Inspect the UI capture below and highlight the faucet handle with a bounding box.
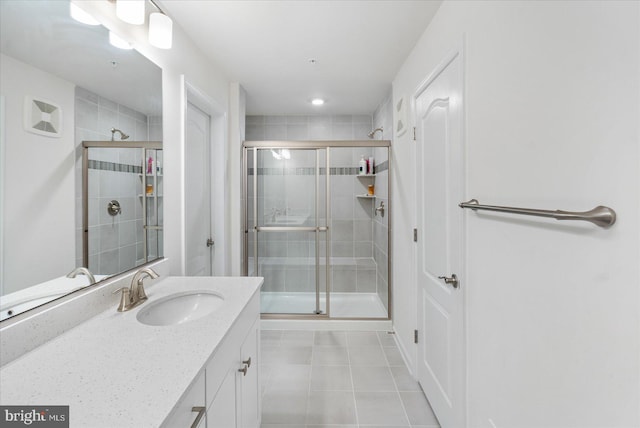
[135,278,149,302]
[112,287,131,312]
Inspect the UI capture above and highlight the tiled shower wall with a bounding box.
[373,94,392,312]
[246,115,389,310]
[74,87,162,275]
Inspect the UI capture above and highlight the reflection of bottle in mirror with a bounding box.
[147,156,153,174]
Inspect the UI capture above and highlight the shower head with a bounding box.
[367,127,383,139]
[111,127,130,141]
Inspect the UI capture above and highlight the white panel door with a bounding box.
[415,51,465,428]
[186,102,212,276]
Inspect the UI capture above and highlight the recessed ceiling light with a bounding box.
[311,98,325,106]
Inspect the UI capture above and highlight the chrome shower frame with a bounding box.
[81,140,162,268]
[242,140,392,321]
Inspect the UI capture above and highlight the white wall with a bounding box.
[229,83,246,275]
[0,54,76,294]
[392,1,639,426]
[75,1,231,276]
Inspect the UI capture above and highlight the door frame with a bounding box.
[412,42,468,426]
[184,80,228,276]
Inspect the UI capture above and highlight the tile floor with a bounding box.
[260,330,440,428]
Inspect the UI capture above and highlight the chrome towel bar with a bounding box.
[458,199,616,228]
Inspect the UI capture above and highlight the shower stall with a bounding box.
[243,140,390,319]
[82,141,163,274]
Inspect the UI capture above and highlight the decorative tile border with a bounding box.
[88,160,144,174]
[376,160,389,173]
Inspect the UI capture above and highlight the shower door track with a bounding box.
[242,140,392,321]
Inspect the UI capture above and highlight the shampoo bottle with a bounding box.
[368,156,374,174]
[359,155,366,175]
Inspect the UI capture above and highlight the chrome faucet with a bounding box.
[66,267,96,284]
[113,267,160,312]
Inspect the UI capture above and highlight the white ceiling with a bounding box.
[162,0,442,115]
[0,1,162,116]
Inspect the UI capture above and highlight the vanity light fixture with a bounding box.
[113,0,174,49]
[70,3,100,26]
[311,98,325,106]
[148,11,173,49]
[116,0,145,25]
[109,31,133,50]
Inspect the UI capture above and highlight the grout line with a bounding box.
[345,331,360,428]
[380,331,413,427]
[304,330,315,426]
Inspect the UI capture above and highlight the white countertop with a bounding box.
[0,276,262,428]
[0,274,111,321]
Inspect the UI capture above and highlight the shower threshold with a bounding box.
[260,291,387,318]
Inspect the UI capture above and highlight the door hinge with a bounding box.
[206,238,215,247]
[413,127,416,141]
[414,329,419,344]
[413,228,418,242]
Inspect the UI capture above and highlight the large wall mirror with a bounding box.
[0,1,163,321]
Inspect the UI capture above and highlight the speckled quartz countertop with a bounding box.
[0,276,262,428]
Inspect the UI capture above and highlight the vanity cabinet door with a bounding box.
[239,318,260,428]
[207,366,238,428]
[161,372,206,428]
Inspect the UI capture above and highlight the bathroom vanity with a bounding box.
[0,276,263,428]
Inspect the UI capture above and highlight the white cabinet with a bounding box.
[207,318,260,428]
[161,373,206,428]
[207,366,238,428]
[238,319,260,428]
[163,292,261,428]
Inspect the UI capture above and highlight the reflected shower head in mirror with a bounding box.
[368,127,383,139]
[111,127,130,141]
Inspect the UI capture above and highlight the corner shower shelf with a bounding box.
[138,194,163,198]
[356,194,376,199]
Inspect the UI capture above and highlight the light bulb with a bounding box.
[311,98,325,106]
[149,13,173,49]
[116,0,145,25]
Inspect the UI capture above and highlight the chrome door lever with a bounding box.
[438,274,459,288]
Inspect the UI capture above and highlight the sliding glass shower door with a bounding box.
[246,147,328,316]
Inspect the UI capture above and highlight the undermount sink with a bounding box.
[136,291,224,326]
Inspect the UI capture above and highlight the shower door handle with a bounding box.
[206,238,214,247]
